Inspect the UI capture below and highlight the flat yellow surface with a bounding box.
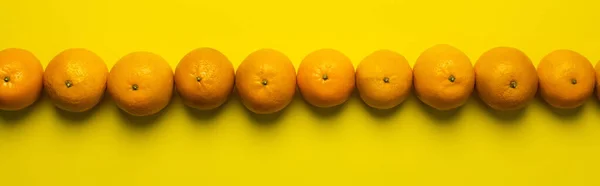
[1,0,600,185]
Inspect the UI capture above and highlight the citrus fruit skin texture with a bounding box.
[44,48,108,112]
[0,48,44,111]
[356,49,412,109]
[413,44,475,111]
[235,49,296,114]
[175,48,235,110]
[297,49,355,108]
[475,47,538,111]
[538,49,595,109]
[107,52,174,116]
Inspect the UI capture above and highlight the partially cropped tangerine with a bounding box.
[175,48,235,110]
[297,49,355,108]
[356,49,413,109]
[596,61,600,100]
[413,44,475,110]
[0,48,44,111]
[538,49,595,109]
[107,52,174,116]
[235,49,296,114]
[44,48,108,112]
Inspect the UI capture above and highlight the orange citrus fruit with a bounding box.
[175,48,234,110]
[107,52,174,116]
[0,48,43,111]
[356,49,412,109]
[538,49,595,109]
[596,61,600,100]
[413,44,475,110]
[44,48,108,112]
[297,49,355,108]
[474,47,538,111]
[235,49,296,114]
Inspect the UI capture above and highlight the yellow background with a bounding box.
[1,0,600,185]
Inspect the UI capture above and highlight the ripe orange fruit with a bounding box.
[474,47,538,111]
[356,49,412,109]
[0,48,43,111]
[413,44,475,110]
[44,48,108,112]
[596,61,600,100]
[538,49,595,109]
[107,52,174,116]
[174,48,234,110]
[236,49,296,114]
[297,49,355,108]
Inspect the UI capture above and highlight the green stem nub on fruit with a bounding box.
[132,84,139,90]
[65,80,73,88]
[322,74,329,81]
[571,79,577,85]
[262,79,268,86]
[510,81,517,88]
[196,76,202,82]
[448,75,456,83]
[383,77,390,83]
[3,76,9,82]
